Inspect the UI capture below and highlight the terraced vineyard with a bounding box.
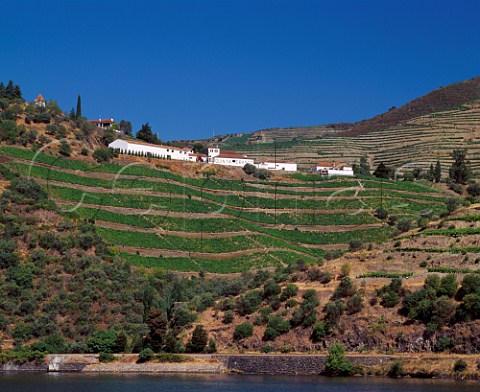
[0,146,449,273]
[219,101,480,174]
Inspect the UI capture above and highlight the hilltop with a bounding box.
[193,76,480,175]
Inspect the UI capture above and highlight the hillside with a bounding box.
[203,77,480,175]
[0,146,452,274]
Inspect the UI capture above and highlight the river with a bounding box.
[0,373,478,392]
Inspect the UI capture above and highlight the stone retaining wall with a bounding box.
[214,354,396,375]
[82,362,223,373]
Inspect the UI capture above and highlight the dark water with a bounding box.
[0,373,478,392]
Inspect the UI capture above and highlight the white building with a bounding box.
[256,161,297,172]
[312,161,354,177]
[108,139,193,161]
[90,118,115,129]
[207,147,254,167]
[34,94,46,108]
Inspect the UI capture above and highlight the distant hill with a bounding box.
[344,76,480,136]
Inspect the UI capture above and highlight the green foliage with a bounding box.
[188,325,208,353]
[263,316,291,341]
[136,123,160,144]
[263,279,281,298]
[99,352,115,363]
[86,330,117,353]
[234,322,254,341]
[311,321,326,342]
[374,207,388,220]
[236,290,263,316]
[280,284,298,301]
[449,149,471,184]
[93,147,116,163]
[138,348,155,363]
[332,277,356,299]
[325,342,352,376]
[396,218,411,233]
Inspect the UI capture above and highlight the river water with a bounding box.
[0,373,478,392]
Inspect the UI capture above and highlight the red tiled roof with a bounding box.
[316,161,337,167]
[215,152,250,159]
[90,118,114,124]
[34,94,45,102]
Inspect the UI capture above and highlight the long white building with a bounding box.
[311,161,354,177]
[256,160,297,172]
[108,139,194,161]
[207,147,255,167]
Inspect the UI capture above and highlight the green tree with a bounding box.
[145,308,168,352]
[136,123,160,144]
[353,155,371,176]
[449,149,471,184]
[234,322,253,341]
[373,162,393,179]
[59,140,71,157]
[434,160,442,183]
[325,342,352,376]
[86,330,117,353]
[119,120,132,135]
[76,95,82,118]
[427,163,435,182]
[189,325,208,353]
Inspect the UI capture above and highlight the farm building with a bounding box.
[311,161,354,177]
[108,139,193,161]
[256,161,297,172]
[34,94,46,108]
[207,147,255,167]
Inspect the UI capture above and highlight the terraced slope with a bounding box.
[219,101,480,174]
[1,146,449,274]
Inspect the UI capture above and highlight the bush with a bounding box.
[325,343,352,376]
[263,279,281,298]
[263,316,290,341]
[311,322,326,342]
[332,277,356,299]
[99,352,115,363]
[396,219,411,233]
[387,360,404,378]
[348,240,363,252]
[234,322,254,341]
[138,348,154,363]
[346,293,363,315]
[86,330,117,353]
[374,207,388,220]
[93,147,116,163]
[453,359,468,373]
[445,198,461,214]
[467,183,480,198]
[280,284,298,301]
[223,310,234,324]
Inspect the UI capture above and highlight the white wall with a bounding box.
[256,162,297,172]
[212,157,255,167]
[108,140,192,161]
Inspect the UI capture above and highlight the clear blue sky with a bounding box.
[2,0,480,141]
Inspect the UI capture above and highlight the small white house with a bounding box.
[34,94,46,108]
[312,161,354,177]
[90,118,115,129]
[256,161,297,172]
[207,147,254,167]
[108,139,193,161]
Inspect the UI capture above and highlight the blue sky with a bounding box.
[2,0,480,141]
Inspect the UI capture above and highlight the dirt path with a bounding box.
[117,245,308,260]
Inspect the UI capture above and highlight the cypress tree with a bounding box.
[434,160,441,183]
[76,95,82,118]
[428,163,435,182]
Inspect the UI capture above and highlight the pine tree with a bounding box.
[434,160,442,183]
[69,108,76,120]
[76,95,82,118]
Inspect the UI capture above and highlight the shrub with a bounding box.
[467,183,480,198]
[263,316,290,341]
[138,348,155,363]
[280,284,298,301]
[396,219,411,233]
[99,352,115,363]
[263,279,281,298]
[445,198,461,214]
[332,277,356,299]
[346,293,363,315]
[348,240,363,252]
[311,322,326,342]
[93,147,116,163]
[86,330,117,353]
[236,290,262,316]
[223,310,234,324]
[324,342,352,376]
[453,359,468,373]
[387,360,404,378]
[234,322,254,341]
[243,163,256,175]
[374,207,388,220]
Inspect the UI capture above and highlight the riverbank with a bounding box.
[1,353,479,379]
